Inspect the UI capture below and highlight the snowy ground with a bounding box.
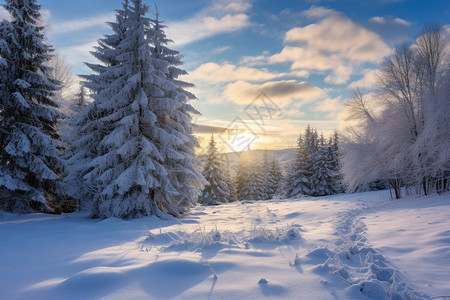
[1,191,449,300]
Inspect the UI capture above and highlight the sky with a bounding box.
[18,0,450,152]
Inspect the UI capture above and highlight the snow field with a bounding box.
[1,191,449,299]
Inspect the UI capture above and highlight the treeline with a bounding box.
[199,127,344,205]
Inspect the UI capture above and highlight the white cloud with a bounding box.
[284,15,389,63]
[393,17,411,26]
[166,0,252,46]
[301,6,335,19]
[189,62,309,83]
[47,13,114,35]
[211,0,252,13]
[212,46,231,54]
[268,12,391,85]
[314,97,343,119]
[223,80,325,107]
[349,69,379,89]
[369,16,387,24]
[58,41,98,73]
[369,16,411,26]
[240,51,271,66]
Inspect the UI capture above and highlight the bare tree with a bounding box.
[46,53,77,100]
[341,24,449,198]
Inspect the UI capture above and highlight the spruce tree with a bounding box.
[148,8,205,212]
[236,159,253,201]
[71,0,204,218]
[0,0,64,212]
[310,146,334,196]
[329,131,345,194]
[285,127,314,197]
[268,157,283,198]
[224,166,237,202]
[199,135,230,205]
[73,84,88,112]
[65,0,131,207]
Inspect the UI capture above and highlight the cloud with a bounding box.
[314,97,343,112]
[166,0,252,46]
[240,51,271,66]
[223,80,325,107]
[313,96,344,119]
[268,12,391,84]
[369,16,411,26]
[212,46,231,54]
[284,15,390,63]
[393,17,411,26]
[369,16,387,24]
[193,124,229,134]
[58,42,98,73]
[301,6,335,19]
[349,69,379,89]
[47,13,114,35]
[189,62,309,83]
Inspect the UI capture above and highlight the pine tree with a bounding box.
[310,146,334,196]
[329,131,345,194]
[224,166,237,202]
[65,0,131,208]
[72,84,88,112]
[71,0,204,218]
[148,7,205,212]
[236,158,269,201]
[285,126,315,197]
[245,162,267,200]
[0,0,64,212]
[268,157,283,198]
[199,135,231,205]
[236,160,250,200]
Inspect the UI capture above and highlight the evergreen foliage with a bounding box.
[199,135,231,205]
[73,84,89,112]
[0,0,64,212]
[286,126,344,198]
[268,157,283,197]
[236,152,281,201]
[67,0,204,218]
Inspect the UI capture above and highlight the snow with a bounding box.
[1,191,449,299]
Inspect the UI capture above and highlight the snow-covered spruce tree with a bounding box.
[224,166,237,202]
[285,126,316,197]
[199,135,230,205]
[309,146,335,196]
[262,150,280,199]
[329,131,345,194]
[236,159,250,201]
[148,8,205,211]
[269,157,283,197]
[65,0,131,208]
[72,84,89,112]
[0,0,64,212]
[79,0,203,218]
[245,161,269,200]
[236,158,269,201]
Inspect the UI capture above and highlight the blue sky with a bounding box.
[33,0,450,151]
